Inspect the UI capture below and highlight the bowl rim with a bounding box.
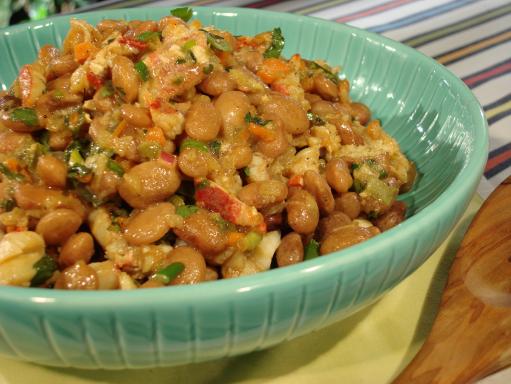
[0,6,488,305]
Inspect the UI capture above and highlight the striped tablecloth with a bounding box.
[77,0,511,198]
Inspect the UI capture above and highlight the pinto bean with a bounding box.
[256,122,289,159]
[337,120,363,145]
[123,202,177,245]
[36,209,82,245]
[276,232,303,267]
[48,54,79,79]
[318,211,351,239]
[112,56,139,103]
[121,104,152,127]
[303,170,335,215]
[325,158,353,194]
[59,232,95,268]
[313,74,338,101]
[54,260,98,290]
[199,71,236,97]
[173,210,227,256]
[118,159,181,208]
[286,189,319,234]
[214,91,252,139]
[258,94,309,135]
[237,180,288,209]
[230,144,253,169]
[166,247,207,285]
[178,147,212,178]
[49,130,73,150]
[320,225,374,255]
[185,98,221,141]
[36,155,67,188]
[335,192,361,220]
[374,201,406,232]
[351,102,371,125]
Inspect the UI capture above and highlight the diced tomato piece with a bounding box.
[119,36,148,51]
[86,71,104,90]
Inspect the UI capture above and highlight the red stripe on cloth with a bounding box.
[485,148,511,172]
[464,61,511,87]
[245,0,285,9]
[335,0,416,23]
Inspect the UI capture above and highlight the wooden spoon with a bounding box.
[393,176,511,384]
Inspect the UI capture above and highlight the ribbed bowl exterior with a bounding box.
[0,7,488,369]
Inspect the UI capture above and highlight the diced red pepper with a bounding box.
[195,182,241,224]
[86,71,104,90]
[160,151,176,164]
[119,36,148,51]
[149,99,161,109]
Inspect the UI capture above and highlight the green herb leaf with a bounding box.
[171,7,193,22]
[68,164,91,179]
[176,204,199,218]
[203,63,214,74]
[351,163,360,171]
[353,179,365,193]
[180,138,209,153]
[367,211,379,220]
[108,222,121,232]
[11,107,38,127]
[176,58,186,65]
[307,112,326,126]
[201,29,232,52]
[134,61,149,82]
[107,159,124,177]
[307,61,339,84]
[137,31,162,42]
[263,27,285,59]
[208,140,221,156]
[0,199,15,212]
[244,112,270,126]
[196,179,210,190]
[0,163,25,182]
[71,179,103,207]
[304,239,320,260]
[30,255,58,287]
[155,262,185,284]
[168,195,185,207]
[99,81,115,97]
[243,167,250,176]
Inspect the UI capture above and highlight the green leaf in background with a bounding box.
[263,27,285,58]
[171,7,193,22]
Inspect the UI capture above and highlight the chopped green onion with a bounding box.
[243,167,250,176]
[10,107,38,127]
[30,255,58,287]
[241,231,262,251]
[138,141,161,160]
[154,262,185,284]
[0,163,24,182]
[180,138,209,153]
[169,195,185,207]
[107,159,124,177]
[71,180,103,207]
[263,27,285,59]
[176,204,199,218]
[208,140,221,156]
[176,58,186,65]
[134,61,149,82]
[307,112,326,126]
[171,7,193,22]
[203,63,214,74]
[351,163,360,171]
[244,112,270,126]
[201,29,232,52]
[182,39,196,51]
[0,199,15,212]
[304,239,320,260]
[137,31,162,42]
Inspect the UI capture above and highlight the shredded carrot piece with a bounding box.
[190,19,202,29]
[74,42,98,64]
[256,58,291,84]
[271,82,289,96]
[112,120,127,137]
[227,232,244,246]
[5,158,19,172]
[248,122,276,142]
[145,126,166,147]
[288,174,304,187]
[217,51,234,66]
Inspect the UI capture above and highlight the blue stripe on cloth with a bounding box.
[485,156,511,179]
[368,0,477,33]
[489,142,511,159]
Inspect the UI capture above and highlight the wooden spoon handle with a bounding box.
[393,177,511,384]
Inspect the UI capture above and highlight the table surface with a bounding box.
[2,0,510,382]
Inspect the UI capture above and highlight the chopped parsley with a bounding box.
[175,204,199,218]
[307,112,326,126]
[304,239,320,260]
[30,255,58,287]
[0,163,24,182]
[264,27,285,59]
[245,112,270,126]
[201,29,232,52]
[10,107,38,127]
[107,159,124,177]
[135,61,150,82]
[136,31,162,42]
[307,60,339,84]
[171,7,193,22]
[180,138,209,153]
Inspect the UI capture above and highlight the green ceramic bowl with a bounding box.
[0,7,487,369]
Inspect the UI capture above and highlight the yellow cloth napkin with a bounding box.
[0,196,482,384]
